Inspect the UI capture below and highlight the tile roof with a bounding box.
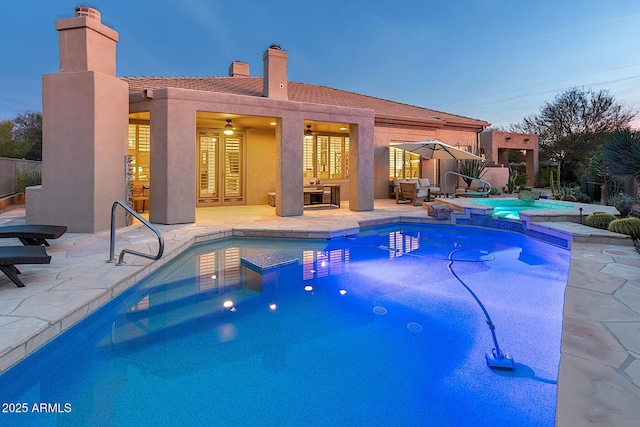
[121,76,488,128]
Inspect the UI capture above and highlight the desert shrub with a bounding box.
[536,167,551,187]
[586,212,617,230]
[608,193,634,217]
[515,172,528,187]
[14,169,41,193]
[608,217,640,239]
[552,185,579,201]
[608,194,626,206]
[574,192,592,203]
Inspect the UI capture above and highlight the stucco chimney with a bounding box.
[55,6,119,76]
[228,61,250,77]
[262,44,288,99]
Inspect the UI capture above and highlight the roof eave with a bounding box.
[375,115,445,129]
[375,115,488,130]
[445,118,491,130]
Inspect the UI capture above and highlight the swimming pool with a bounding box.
[0,224,570,426]
[472,198,574,220]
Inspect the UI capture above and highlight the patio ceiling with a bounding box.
[129,111,350,134]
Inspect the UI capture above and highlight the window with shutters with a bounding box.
[303,134,349,180]
[128,124,150,181]
[389,146,420,179]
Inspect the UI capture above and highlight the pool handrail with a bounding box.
[108,200,164,266]
[443,171,492,197]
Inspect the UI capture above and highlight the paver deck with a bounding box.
[1,199,639,426]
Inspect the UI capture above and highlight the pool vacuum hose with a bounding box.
[447,249,515,371]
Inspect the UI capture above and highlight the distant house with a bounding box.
[27,7,489,232]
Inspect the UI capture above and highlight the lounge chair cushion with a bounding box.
[416,188,430,198]
[0,246,51,287]
[0,225,67,246]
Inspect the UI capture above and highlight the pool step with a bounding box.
[102,279,262,348]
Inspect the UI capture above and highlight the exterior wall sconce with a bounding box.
[524,138,530,142]
[224,119,234,135]
[505,136,511,141]
[304,125,313,141]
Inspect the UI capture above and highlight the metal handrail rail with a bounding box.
[108,200,164,266]
[443,171,492,196]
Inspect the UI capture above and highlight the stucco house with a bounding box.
[26,7,490,233]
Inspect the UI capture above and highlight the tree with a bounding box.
[0,120,14,155]
[511,88,636,181]
[601,130,640,218]
[11,110,43,160]
[0,120,31,159]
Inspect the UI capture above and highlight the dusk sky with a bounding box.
[2,0,640,128]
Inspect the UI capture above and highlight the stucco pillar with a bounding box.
[526,150,536,186]
[149,97,196,224]
[26,7,128,232]
[349,120,375,211]
[276,117,303,216]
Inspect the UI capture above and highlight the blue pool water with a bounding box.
[472,198,573,220]
[0,224,570,426]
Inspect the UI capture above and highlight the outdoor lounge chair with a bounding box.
[399,182,429,206]
[0,245,51,287]
[0,225,67,246]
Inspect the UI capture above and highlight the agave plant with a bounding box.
[458,159,485,188]
[608,193,634,217]
[553,185,578,201]
[602,130,640,218]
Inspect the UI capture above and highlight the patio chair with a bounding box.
[132,182,150,212]
[0,246,51,287]
[399,182,429,206]
[0,225,67,246]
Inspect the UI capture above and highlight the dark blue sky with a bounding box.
[2,0,640,127]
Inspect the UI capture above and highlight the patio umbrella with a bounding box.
[391,140,483,160]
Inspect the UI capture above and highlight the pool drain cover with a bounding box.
[241,251,298,273]
[373,306,387,315]
[407,322,423,332]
